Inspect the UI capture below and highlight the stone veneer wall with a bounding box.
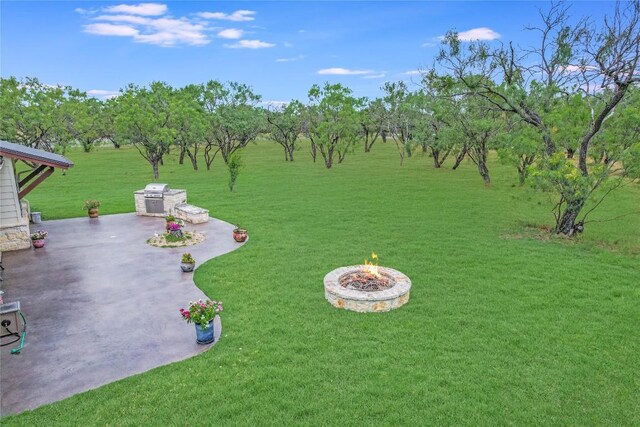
[0,200,31,251]
[174,204,209,224]
[134,190,187,218]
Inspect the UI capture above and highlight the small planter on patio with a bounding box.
[167,219,185,240]
[179,299,223,345]
[180,253,195,272]
[194,321,214,344]
[31,230,48,248]
[83,200,100,218]
[165,215,176,231]
[233,226,247,242]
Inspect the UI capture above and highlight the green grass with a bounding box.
[6,141,640,426]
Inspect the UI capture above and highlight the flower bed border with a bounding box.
[146,231,206,248]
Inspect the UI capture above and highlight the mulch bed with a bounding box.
[147,230,206,248]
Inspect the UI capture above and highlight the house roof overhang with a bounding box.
[0,140,74,199]
[0,140,74,169]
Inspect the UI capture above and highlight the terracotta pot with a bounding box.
[32,239,45,248]
[88,208,99,218]
[233,229,247,242]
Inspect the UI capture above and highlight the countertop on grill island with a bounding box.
[134,189,186,195]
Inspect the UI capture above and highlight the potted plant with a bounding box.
[83,200,101,218]
[180,253,195,272]
[233,225,247,242]
[179,299,223,344]
[30,230,48,248]
[165,215,176,231]
[167,219,184,239]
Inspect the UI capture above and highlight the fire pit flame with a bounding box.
[363,252,380,278]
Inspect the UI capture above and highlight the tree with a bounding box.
[115,82,176,179]
[266,100,303,161]
[436,1,640,234]
[102,97,124,149]
[421,76,473,169]
[65,93,107,153]
[533,87,640,231]
[227,152,243,191]
[457,95,502,185]
[200,80,262,169]
[495,116,542,185]
[304,83,362,169]
[0,77,73,152]
[591,88,640,171]
[405,85,455,169]
[358,98,386,153]
[173,84,205,170]
[423,102,453,169]
[299,108,317,162]
[382,81,417,166]
[435,87,502,185]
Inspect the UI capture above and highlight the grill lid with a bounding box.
[144,183,170,197]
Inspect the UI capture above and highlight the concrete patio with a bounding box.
[0,213,245,415]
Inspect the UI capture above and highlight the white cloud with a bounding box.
[225,39,275,49]
[421,42,437,48]
[136,18,209,46]
[262,100,290,109]
[440,27,500,41]
[84,23,139,37]
[81,5,264,47]
[198,10,256,22]
[579,82,614,94]
[75,8,89,14]
[318,68,374,75]
[104,3,167,16]
[276,55,305,62]
[87,89,120,99]
[404,70,421,76]
[362,73,386,79]
[562,64,597,73]
[94,14,151,25]
[217,28,244,39]
[84,9,209,46]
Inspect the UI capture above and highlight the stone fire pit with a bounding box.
[324,265,411,312]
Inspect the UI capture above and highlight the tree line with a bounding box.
[1,1,638,235]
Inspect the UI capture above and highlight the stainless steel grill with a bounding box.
[144,183,170,198]
[144,183,170,214]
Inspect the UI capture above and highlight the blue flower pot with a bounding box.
[195,321,214,345]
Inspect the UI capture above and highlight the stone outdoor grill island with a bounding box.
[324,265,411,312]
[134,183,209,224]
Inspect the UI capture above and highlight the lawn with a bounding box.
[5,140,640,426]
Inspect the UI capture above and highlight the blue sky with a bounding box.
[1,1,612,104]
